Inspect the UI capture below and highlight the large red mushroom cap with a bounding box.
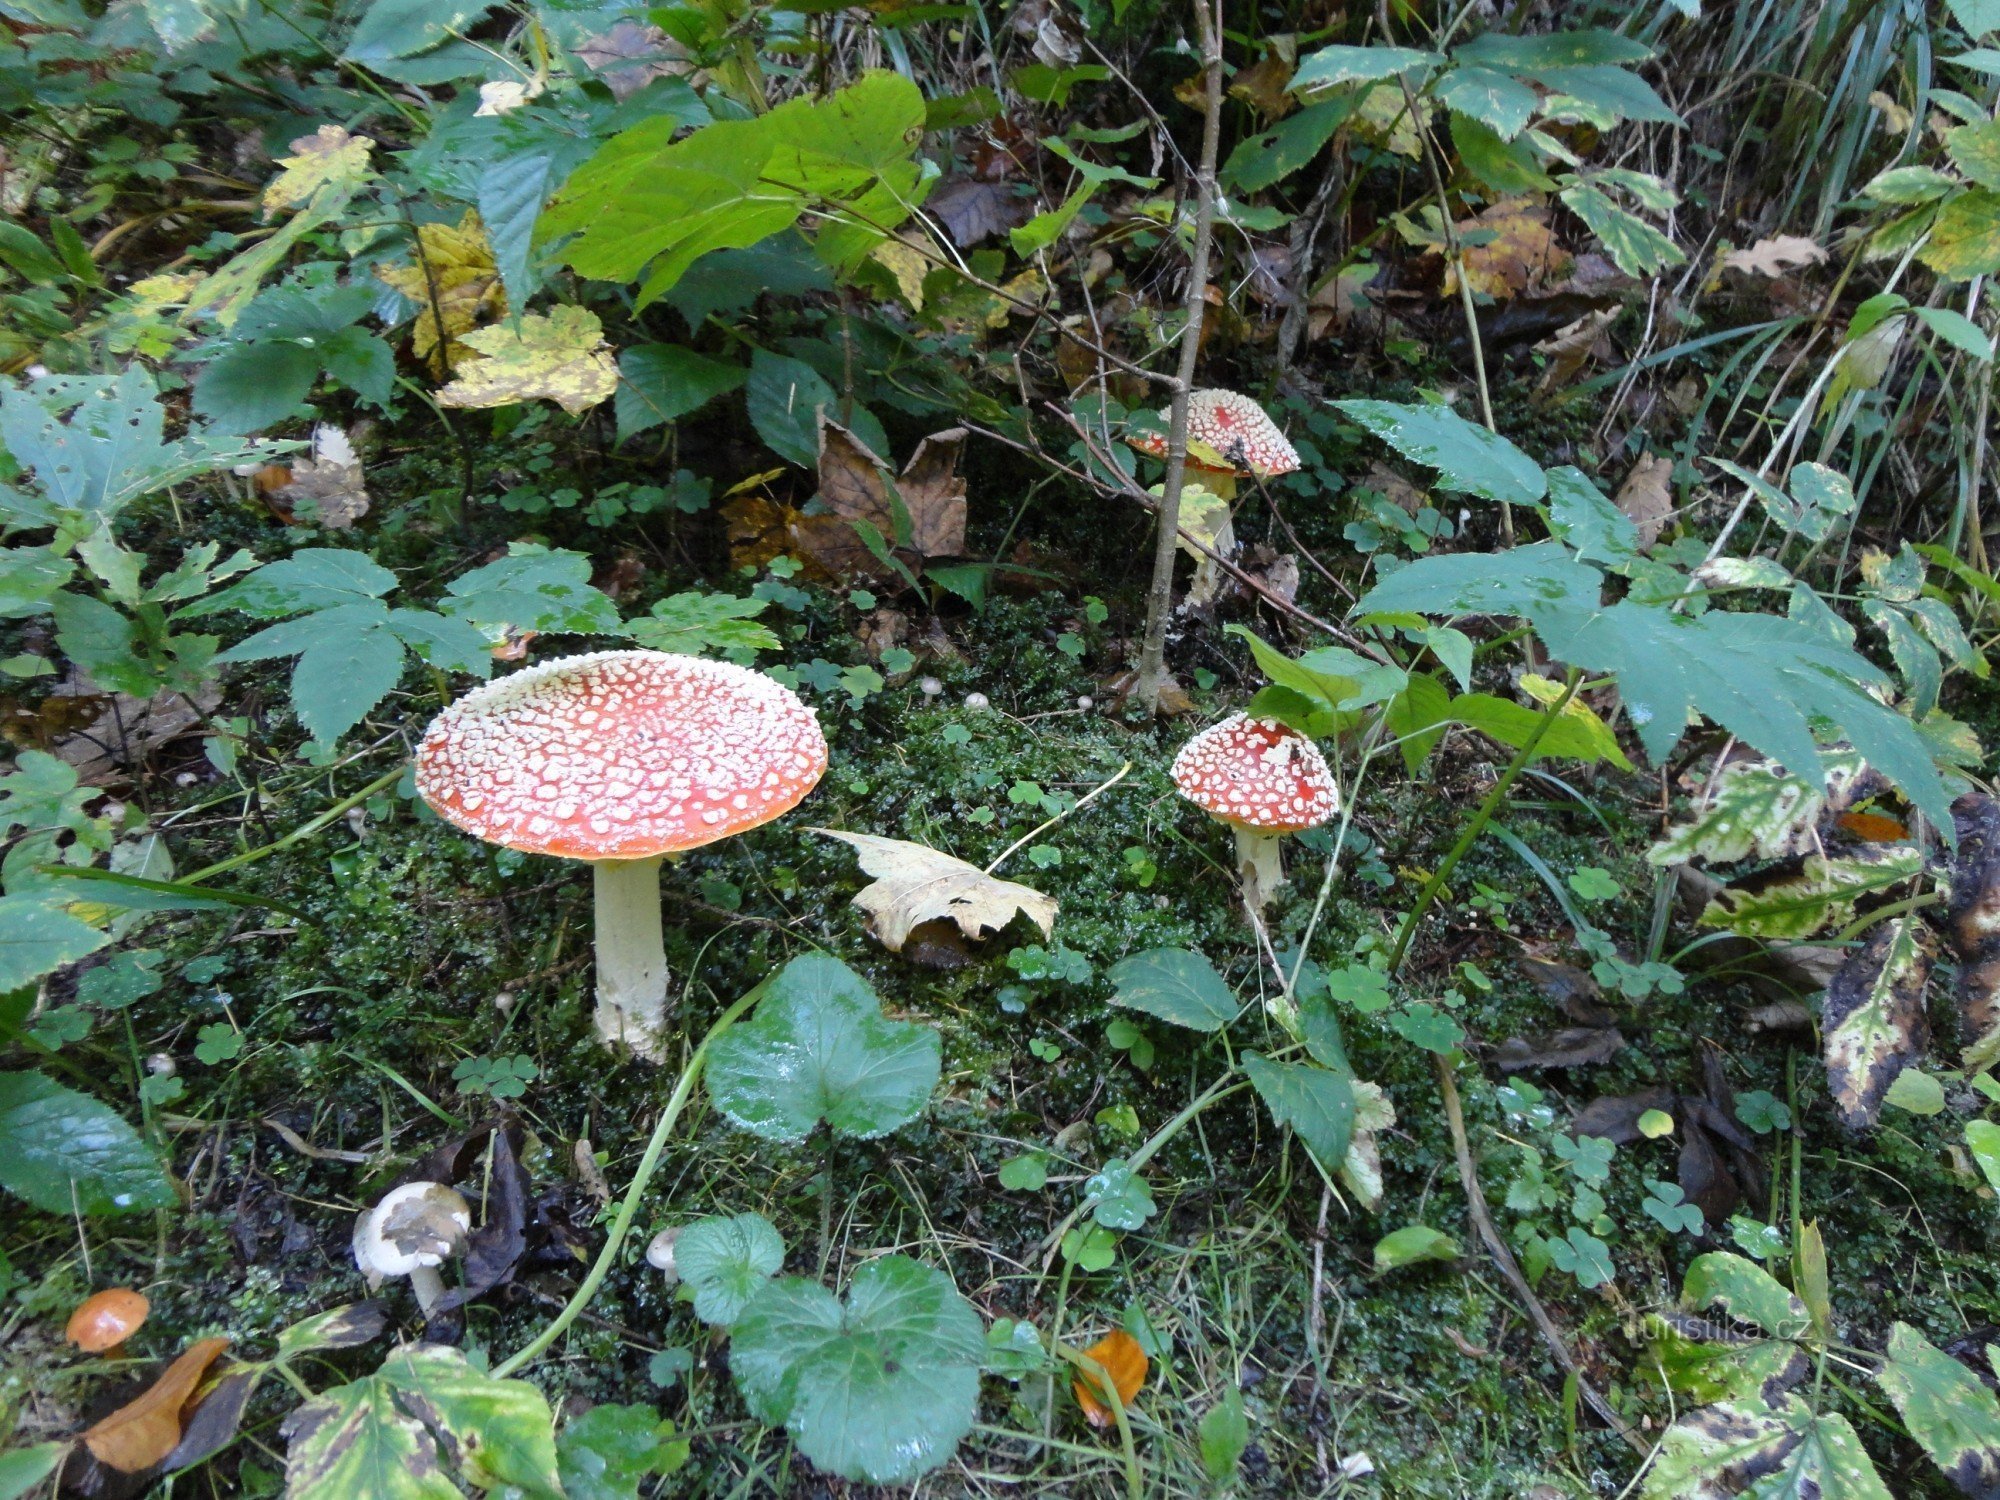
[1171,713,1338,832]
[416,650,828,861]
[1125,390,1301,480]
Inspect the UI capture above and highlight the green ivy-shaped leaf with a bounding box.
[675,1212,785,1325]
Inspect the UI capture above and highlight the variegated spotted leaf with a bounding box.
[1649,750,1870,867]
[436,307,619,415]
[1643,1397,1891,1500]
[1823,916,1936,1130]
[1948,793,2000,1073]
[1698,846,1925,941]
[1873,1322,2000,1498]
[262,125,376,215]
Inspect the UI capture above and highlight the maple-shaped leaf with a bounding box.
[813,829,1056,952]
[375,212,507,374]
[263,126,375,215]
[436,307,618,415]
[810,418,968,568]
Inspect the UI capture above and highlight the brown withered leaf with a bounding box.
[800,419,968,580]
[1073,1329,1148,1427]
[1615,453,1674,552]
[1517,955,1611,1025]
[1493,1026,1627,1072]
[1823,914,1936,1130]
[83,1337,231,1472]
[1228,46,1296,119]
[275,425,368,529]
[574,19,696,98]
[928,178,1024,248]
[1948,792,2000,1073]
[1533,307,1618,391]
[813,829,1056,952]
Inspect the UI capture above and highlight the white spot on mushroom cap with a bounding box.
[415,650,828,861]
[1170,712,1339,832]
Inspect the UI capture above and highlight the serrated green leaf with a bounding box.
[0,1069,173,1215]
[556,1404,687,1500]
[1335,399,1547,504]
[1682,1251,1808,1338]
[730,1256,984,1484]
[1559,180,1685,276]
[627,592,777,657]
[375,1345,562,1495]
[1290,43,1441,92]
[0,894,107,989]
[282,1378,463,1500]
[1357,541,1601,622]
[706,954,940,1143]
[1924,188,2000,279]
[199,548,396,619]
[443,547,624,637]
[615,345,747,441]
[1699,847,1924,941]
[1106,947,1238,1032]
[1434,65,1539,138]
[1645,1398,1890,1500]
[0,1442,67,1500]
[675,1212,785,1326]
[1242,1052,1355,1168]
[1874,1323,2000,1497]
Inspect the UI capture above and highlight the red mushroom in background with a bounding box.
[416,650,827,1061]
[1126,389,1302,501]
[1172,713,1339,916]
[66,1288,149,1354]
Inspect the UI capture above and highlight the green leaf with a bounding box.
[1082,1157,1157,1230]
[1334,399,1547,504]
[1387,1002,1465,1053]
[345,0,499,65]
[557,1405,687,1500]
[291,615,407,744]
[1823,916,1937,1129]
[1950,0,2000,37]
[1447,692,1627,766]
[1291,43,1440,91]
[1372,1224,1460,1270]
[199,548,396,619]
[282,1378,463,1500]
[1646,752,1854,865]
[1950,120,2000,190]
[0,547,72,618]
[730,1256,984,1484]
[1433,65,1539,139]
[1454,29,1652,70]
[1861,165,1960,205]
[0,1070,174,1215]
[744,351,838,469]
[1544,465,1639,565]
[1966,1119,2000,1194]
[1645,1399,1890,1500]
[627,592,777,657]
[1198,1387,1250,1482]
[1698,847,1924,941]
[615,345,748,442]
[376,1345,562,1495]
[0,1442,68,1500]
[1535,65,1680,126]
[1242,1052,1355,1168]
[0,894,107,989]
[1922,188,2000,280]
[1683,1251,1808,1338]
[997,1153,1047,1190]
[675,1212,786,1326]
[1915,305,1997,360]
[706,954,941,1143]
[443,547,624,637]
[1545,1226,1614,1287]
[1559,180,1685,276]
[1874,1323,2000,1497]
[1221,97,1357,193]
[1106,947,1238,1032]
[191,339,321,434]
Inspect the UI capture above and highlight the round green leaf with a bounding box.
[675,1212,785,1326]
[706,954,940,1143]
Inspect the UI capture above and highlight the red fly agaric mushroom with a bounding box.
[66,1288,149,1354]
[1172,713,1339,915]
[1126,389,1302,500]
[416,650,827,1060]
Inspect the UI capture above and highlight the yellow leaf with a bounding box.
[869,235,929,309]
[1444,199,1571,301]
[1354,83,1427,159]
[1171,483,1232,559]
[436,306,619,415]
[262,125,374,215]
[1519,674,1633,772]
[376,211,507,374]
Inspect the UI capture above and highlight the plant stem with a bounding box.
[1386,673,1579,974]
[492,986,759,1378]
[1133,0,1224,713]
[1053,1343,1143,1500]
[182,761,408,884]
[592,856,671,1062]
[985,761,1131,875]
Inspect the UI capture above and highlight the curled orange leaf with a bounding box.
[1837,810,1908,843]
[1072,1329,1147,1428]
[82,1336,230,1472]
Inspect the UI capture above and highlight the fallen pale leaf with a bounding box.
[82,1336,231,1472]
[438,306,618,415]
[813,829,1057,952]
[1072,1329,1147,1427]
[1614,453,1673,551]
[376,211,506,374]
[1445,199,1572,301]
[1533,307,1618,391]
[869,236,930,309]
[262,126,374,215]
[1721,235,1826,278]
[275,423,368,528]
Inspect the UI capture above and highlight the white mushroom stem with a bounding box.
[1233,827,1286,914]
[409,1264,446,1316]
[592,856,672,1062]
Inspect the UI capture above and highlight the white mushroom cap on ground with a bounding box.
[1172,714,1339,915]
[353,1181,472,1310]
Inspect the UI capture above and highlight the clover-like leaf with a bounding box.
[1082,1158,1156,1231]
[706,953,940,1143]
[730,1255,984,1485]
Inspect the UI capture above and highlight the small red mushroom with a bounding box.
[416,650,828,1060]
[66,1288,150,1354]
[1171,713,1339,915]
[1126,389,1302,500]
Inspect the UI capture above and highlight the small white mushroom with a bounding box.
[145,1053,176,1078]
[919,676,943,698]
[353,1181,472,1316]
[965,692,990,710]
[646,1228,680,1285]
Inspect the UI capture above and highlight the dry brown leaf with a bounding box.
[1721,235,1827,279]
[812,829,1057,952]
[575,19,697,97]
[1614,453,1674,551]
[928,178,1024,249]
[794,419,968,580]
[274,424,368,529]
[1073,1330,1148,1427]
[83,1336,231,1472]
[1532,307,1618,390]
[1446,199,1572,301]
[1228,46,1296,119]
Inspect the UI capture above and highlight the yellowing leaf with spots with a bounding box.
[437,306,618,415]
[263,125,375,215]
[376,212,507,374]
[1823,915,1935,1130]
[870,235,930,309]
